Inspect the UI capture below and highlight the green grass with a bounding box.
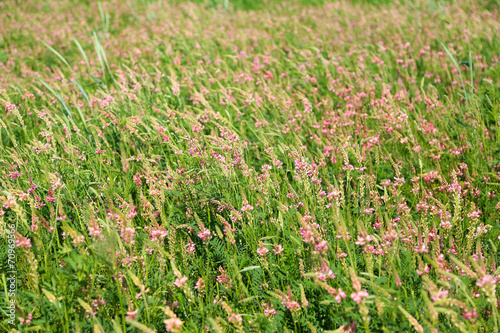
[0,0,499,332]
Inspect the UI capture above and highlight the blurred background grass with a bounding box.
[182,0,398,10]
[153,0,499,12]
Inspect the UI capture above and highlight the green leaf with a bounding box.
[125,319,155,333]
[240,265,261,273]
[43,42,73,73]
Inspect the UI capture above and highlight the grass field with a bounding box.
[1,0,500,332]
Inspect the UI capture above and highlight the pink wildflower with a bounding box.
[126,309,138,320]
[198,228,212,241]
[174,276,188,288]
[195,278,205,292]
[228,313,243,323]
[431,289,448,302]
[264,308,276,316]
[335,288,347,303]
[351,290,369,304]
[16,237,32,248]
[241,204,254,212]
[476,275,497,288]
[273,244,284,255]
[257,246,269,256]
[164,318,183,332]
[467,211,482,219]
[282,300,301,311]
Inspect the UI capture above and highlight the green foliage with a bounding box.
[0,0,500,332]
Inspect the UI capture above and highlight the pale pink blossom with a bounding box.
[257,246,269,256]
[164,318,183,332]
[351,290,369,304]
[476,275,497,288]
[174,276,188,288]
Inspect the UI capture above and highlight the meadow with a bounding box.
[1,0,500,331]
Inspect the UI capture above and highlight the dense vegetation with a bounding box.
[1,0,500,331]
